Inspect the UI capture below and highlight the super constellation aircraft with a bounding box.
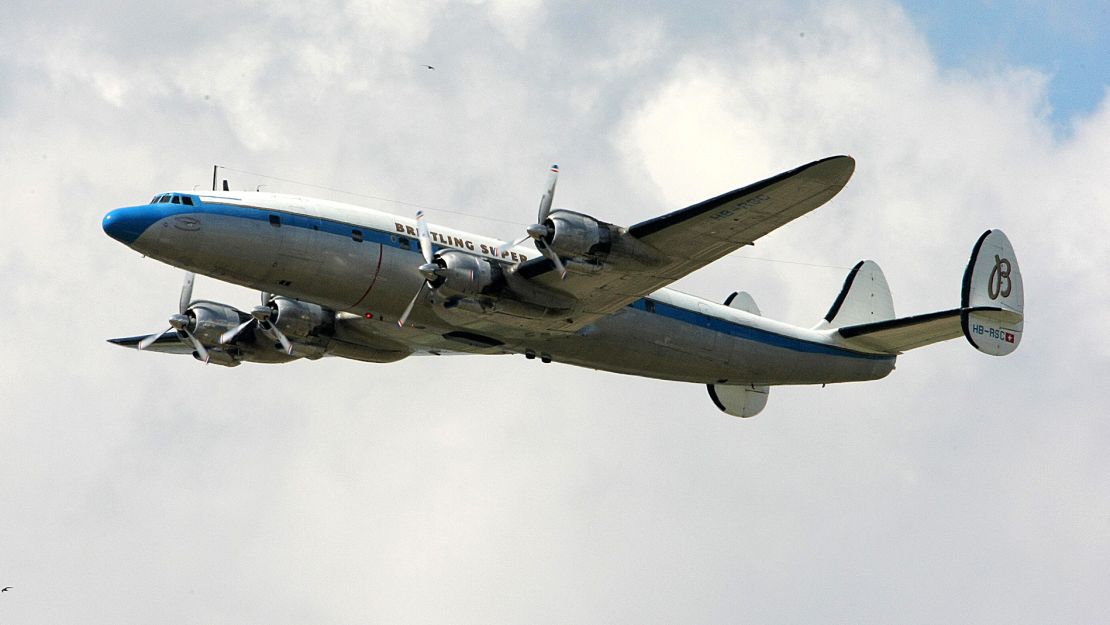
[103,156,1024,417]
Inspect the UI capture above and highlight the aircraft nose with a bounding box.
[102,205,161,245]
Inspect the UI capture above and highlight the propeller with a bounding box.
[137,271,210,363]
[218,301,294,355]
[497,164,567,279]
[397,210,440,328]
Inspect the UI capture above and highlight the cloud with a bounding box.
[1,1,1108,623]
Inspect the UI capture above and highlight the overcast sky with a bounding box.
[1,1,1108,623]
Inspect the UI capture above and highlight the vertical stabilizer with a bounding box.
[817,260,895,329]
[708,384,770,418]
[723,291,761,315]
[961,229,1023,355]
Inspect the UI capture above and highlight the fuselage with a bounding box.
[102,190,895,385]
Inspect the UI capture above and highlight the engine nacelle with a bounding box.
[271,297,334,340]
[433,250,504,297]
[188,301,247,346]
[544,210,612,259]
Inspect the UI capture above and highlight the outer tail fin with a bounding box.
[815,260,895,329]
[960,229,1024,355]
[833,229,1024,356]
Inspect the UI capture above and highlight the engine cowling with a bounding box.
[431,250,504,297]
[188,301,247,346]
[271,297,334,341]
[544,210,612,259]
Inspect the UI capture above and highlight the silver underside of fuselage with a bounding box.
[118,197,895,385]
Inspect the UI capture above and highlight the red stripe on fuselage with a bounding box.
[349,242,384,310]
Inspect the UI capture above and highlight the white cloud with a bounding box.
[1,1,1108,623]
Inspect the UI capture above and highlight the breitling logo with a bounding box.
[394,222,529,262]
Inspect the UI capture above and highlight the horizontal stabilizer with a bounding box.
[837,306,1018,354]
[837,309,962,353]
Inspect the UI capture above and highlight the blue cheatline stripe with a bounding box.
[201,202,411,250]
[108,198,469,256]
[628,299,895,362]
[193,200,536,262]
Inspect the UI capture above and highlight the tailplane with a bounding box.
[832,230,1024,356]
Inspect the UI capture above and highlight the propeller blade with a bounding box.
[415,211,434,265]
[537,164,559,224]
[219,318,255,345]
[265,322,294,355]
[182,328,210,363]
[178,272,196,314]
[492,234,530,258]
[261,291,271,306]
[137,328,172,351]
[538,241,567,280]
[243,305,294,355]
[397,282,427,328]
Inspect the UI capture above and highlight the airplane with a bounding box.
[102,155,1024,417]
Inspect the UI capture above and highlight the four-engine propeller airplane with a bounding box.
[103,155,1024,417]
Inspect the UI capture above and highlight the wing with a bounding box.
[514,155,855,331]
[107,333,193,354]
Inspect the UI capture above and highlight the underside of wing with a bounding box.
[509,156,856,331]
[107,333,193,354]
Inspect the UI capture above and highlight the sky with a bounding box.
[1,1,1108,623]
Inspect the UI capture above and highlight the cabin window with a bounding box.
[181,196,194,206]
[269,215,281,227]
[644,299,656,313]
[158,194,170,203]
[352,229,363,242]
[171,195,181,204]
[150,195,160,204]
[398,237,411,250]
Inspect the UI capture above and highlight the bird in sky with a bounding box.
[1,586,12,592]
[420,64,435,70]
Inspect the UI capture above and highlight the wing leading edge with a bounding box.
[628,155,855,250]
[514,156,856,331]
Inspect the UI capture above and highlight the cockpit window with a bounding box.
[149,193,198,204]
